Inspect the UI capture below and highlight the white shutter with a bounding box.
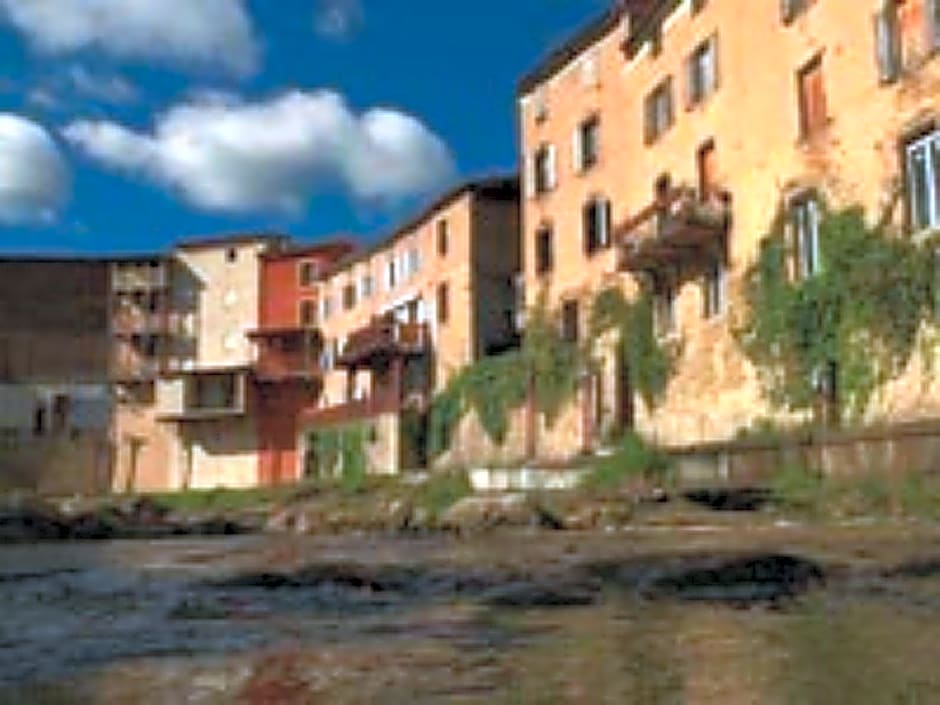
[600,199,612,247]
[525,154,536,199]
[572,128,583,174]
[547,144,557,191]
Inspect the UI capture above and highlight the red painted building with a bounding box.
[252,240,356,485]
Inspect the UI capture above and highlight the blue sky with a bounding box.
[0,0,608,255]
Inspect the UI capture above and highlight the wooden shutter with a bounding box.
[874,6,901,84]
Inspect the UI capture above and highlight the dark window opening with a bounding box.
[797,54,827,139]
[561,300,580,343]
[535,226,554,276]
[644,77,674,144]
[583,197,612,255]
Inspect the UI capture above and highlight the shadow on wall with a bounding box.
[0,435,113,495]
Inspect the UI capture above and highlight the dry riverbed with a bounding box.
[1,521,940,703]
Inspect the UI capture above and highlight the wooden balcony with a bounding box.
[617,187,732,273]
[112,309,180,337]
[110,357,162,382]
[249,327,322,384]
[338,319,430,368]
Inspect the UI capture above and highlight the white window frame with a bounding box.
[790,194,822,279]
[359,273,374,300]
[583,196,612,255]
[906,130,940,235]
[654,278,679,339]
[687,35,718,107]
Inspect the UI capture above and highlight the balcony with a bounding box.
[156,369,249,422]
[111,357,162,381]
[112,309,181,337]
[338,319,430,368]
[111,264,169,292]
[249,328,323,383]
[617,187,732,273]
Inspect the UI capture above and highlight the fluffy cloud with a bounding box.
[0,114,69,225]
[67,66,138,104]
[314,0,364,40]
[63,90,455,214]
[0,0,258,76]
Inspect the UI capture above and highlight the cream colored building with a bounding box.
[155,234,284,489]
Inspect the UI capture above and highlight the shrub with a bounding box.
[583,431,673,492]
[412,470,472,518]
[771,462,825,515]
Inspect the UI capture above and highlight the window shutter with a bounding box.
[600,199,612,248]
[684,54,695,109]
[644,95,655,144]
[874,8,900,84]
[709,35,720,94]
[665,77,675,128]
[546,144,557,190]
[780,0,795,24]
[926,0,940,50]
[572,127,583,173]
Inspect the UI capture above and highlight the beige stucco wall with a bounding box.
[517,0,940,454]
[173,416,259,490]
[112,400,174,493]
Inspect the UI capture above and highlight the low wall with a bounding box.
[669,420,940,487]
[0,435,113,496]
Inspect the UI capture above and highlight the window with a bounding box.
[359,274,374,300]
[343,283,357,311]
[906,129,940,233]
[790,194,821,279]
[654,279,678,338]
[535,225,554,276]
[437,282,450,325]
[583,196,612,256]
[691,0,707,14]
[299,261,319,287]
[299,299,317,327]
[437,220,449,256]
[226,248,238,263]
[320,295,334,321]
[406,247,422,278]
[874,1,902,84]
[190,373,239,411]
[703,259,726,319]
[929,0,940,50]
[532,144,556,195]
[386,257,398,289]
[644,77,674,144]
[697,140,717,199]
[797,55,827,139]
[561,300,580,343]
[534,86,548,122]
[687,36,718,107]
[574,116,600,172]
[320,340,334,372]
[781,0,811,24]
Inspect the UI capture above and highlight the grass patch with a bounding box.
[410,470,472,519]
[583,431,673,493]
[144,486,296,514]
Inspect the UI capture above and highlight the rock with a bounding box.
[638,553,826,606]
[481,578,599,608]
[0,494,69,542]
[440,494,537,533]
[383,499,414,533]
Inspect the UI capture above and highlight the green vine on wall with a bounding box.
[308,424,368,493]
[589,286,676,410]
[427,292,582,457]
[738,203,938,422]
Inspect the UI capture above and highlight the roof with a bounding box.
[260,238,359,262]
[516,0,663,96]
[174,231,289,251]
[322,174,519,277]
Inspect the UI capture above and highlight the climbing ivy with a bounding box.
[427,293,582,456]
[590,286,676,409]
[738,203,938,422]
[308,424,369,493]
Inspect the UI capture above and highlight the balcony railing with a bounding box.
[617,187,732,273]
[302,394,400,426]
[156,369,249,421]
[338,319,430,368]
[112,309,182,337]
[111,265,169,292]
[111,357,162,381]
[255,349,321,383]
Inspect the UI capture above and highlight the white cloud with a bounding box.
[63,90,455,215]
[67,66,138,104]
[0,0,258,76]
[314,0,364,40]
[0,114,69,225]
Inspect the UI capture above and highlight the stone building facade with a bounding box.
[511,0,940,459]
